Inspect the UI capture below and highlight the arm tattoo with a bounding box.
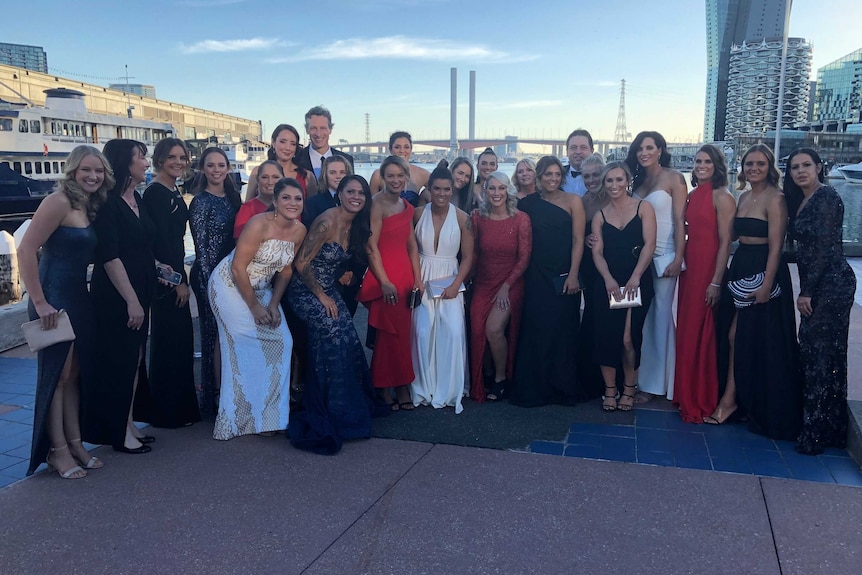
[297,220,329,298]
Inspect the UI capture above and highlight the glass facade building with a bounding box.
[109,84,157,99]
[813,48,862,128]
[0,42,48,73]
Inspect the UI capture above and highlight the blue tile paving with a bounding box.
[529,405,862,487]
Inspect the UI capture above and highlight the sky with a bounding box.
[3,0,861,148]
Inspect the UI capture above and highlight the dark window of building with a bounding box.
[34,162,42,174]
[24,161,32,174]
[19,119,28,133]
[52,161,59,173]
[31,120,40,133]
[13,161,22,173]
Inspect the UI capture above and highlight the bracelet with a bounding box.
[709,283,721,288]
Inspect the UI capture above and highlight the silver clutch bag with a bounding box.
[425,275,466,299]
[653,253,686,277]
[21,310,76,352]
[609,288,642,309]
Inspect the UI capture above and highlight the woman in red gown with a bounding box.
[469,172,531,401]
[358,156,423,409]
[674,145,736,422]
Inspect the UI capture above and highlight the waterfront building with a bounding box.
[812,48,862,132]
[0,43,48,74]
[724,37,812,140]
[703,0,788,142]
[109,83,157,99]
[734,130,862,165]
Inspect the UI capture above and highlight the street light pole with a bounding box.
[774,0,793,161]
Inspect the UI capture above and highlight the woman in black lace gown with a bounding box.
[785,149,856,455]
[189,147,240,417]
[141,138,200,428]
[288,175,388,454]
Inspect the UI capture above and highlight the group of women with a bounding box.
[20,126,856,479]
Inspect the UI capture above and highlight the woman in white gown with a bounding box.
[410,163,474,413]
[625,131,688,401]
[210,178,307,440]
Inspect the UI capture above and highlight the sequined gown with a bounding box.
[189,191,237,417]
[26,226,97,475]
[790,186,856,453]
[288,243,389,455]
[210,240,295,440]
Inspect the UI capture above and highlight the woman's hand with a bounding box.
[663,257,684,278]
[156,263,175,287]
[494,284,510,311]
[318,294,339,319]
[127,300,145,330]
[563,275,581,295]
[175,283,190,308]
[267,304,282,327]
[338,271,354,286]
[797,295,813,317]
[605,279,622,302]
[751,283,771,304]
[34,301,59,330]
[382,281,398,305]
[705,283,721,307]
[250,302,271,326]
[441,281,461,300]
[622,277,641,301]
[586,233,599,249]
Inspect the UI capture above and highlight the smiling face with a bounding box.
[428,177,453,207]
[477,153,497,180]
[539,163,562,192]
[202,150,229,187]
[257,163,282,199]
[515,161,535,187]
[128,146,150,185]
[566,136,592,170]
[273,128,298,163]
[75,154,106,194]
[743,151,770,186]
[390,137,412,161]
[159,145,188,180]
[485,176,509,210]
[789,152,821,191]
[694,151,715,183]
[581,163,604,194]
[382,163,408,194]
[452,162,472,190]
[604,167,630,199]
[324,159,349,192]
[339,179,367,213]
[275,184,303,221]
[637,137,661,168]
[306,114,331,152]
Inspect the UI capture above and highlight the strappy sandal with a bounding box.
[46,445,87,479]
[602,385,619,411]
[69,438,103,469]
[618,384,638,412]
[486,379,507,402]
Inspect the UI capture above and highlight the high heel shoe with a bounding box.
[602,385,619,412]
[46,444,87,479]
[618,384,638,412]
[69,438,103,469]
[113,444,152,454]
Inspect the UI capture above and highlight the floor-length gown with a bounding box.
[26,226,97,475]
[510,193,581,407]
[674,183,721,423]
[716,217,801,440]
[637,189,677,398]
[357,200,416,389]
[189,191,237,417]
[410,205,466,413]
[210,240,295,440]
[83,193,155,447]
[791,186,856,453]
[577,194,609,401]
[142,182,200,428]
[592,203,655,373]
[469,211,531,402]
[288,243,389,454]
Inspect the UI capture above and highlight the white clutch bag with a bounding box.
[425,275,466,299]
[653,253,686,277]
[609,288,642,309]
[21,310,76,352]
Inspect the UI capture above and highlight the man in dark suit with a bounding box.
[562,128,594,196]
[294,105,354,179]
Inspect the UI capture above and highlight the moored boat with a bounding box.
[838,162,862,184]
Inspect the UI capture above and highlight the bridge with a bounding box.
[340,138,635,157]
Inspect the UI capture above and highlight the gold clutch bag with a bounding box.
[21,310,76,352]
[609,288,642,309]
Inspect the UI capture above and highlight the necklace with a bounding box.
[123,194,138,210]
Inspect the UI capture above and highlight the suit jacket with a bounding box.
[294,146,354,174]
[302,190,338,227]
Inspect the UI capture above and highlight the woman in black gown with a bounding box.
[288,175,389,454]
[713,144,801,440]
[85,139,159,453]
[591,162,656,412]
[141,138,200,428]
[19,146,112,478]
[785,148,856,455]
[510,156,586,407]
[189,147,240,417]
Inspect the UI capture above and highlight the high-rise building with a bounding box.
[109,83,157,99]
[812,48,862,130]
[703,0,788,142]
[724,37,812,139]
[0,42,48,73]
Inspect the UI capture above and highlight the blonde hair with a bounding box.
[58,145,114,221]
[513,158,536,195]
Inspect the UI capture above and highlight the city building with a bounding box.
[724,37,812,139]
[812,48,862,132]
[109,83,157,99]
[0,43,48,73]
[703,0,788,142]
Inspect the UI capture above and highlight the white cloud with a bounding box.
[267,36,537,63]
[180,37,285,55]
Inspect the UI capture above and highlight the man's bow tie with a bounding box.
[571,170,580,177]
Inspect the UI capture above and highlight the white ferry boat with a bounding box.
[0,88,174,219]
[219,139,267,185]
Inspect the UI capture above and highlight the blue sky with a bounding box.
[4,0,861,147]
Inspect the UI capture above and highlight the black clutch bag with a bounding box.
[407,288,422,309]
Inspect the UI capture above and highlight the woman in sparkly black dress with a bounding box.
[785,148,856,455]
[189,147,240,417]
